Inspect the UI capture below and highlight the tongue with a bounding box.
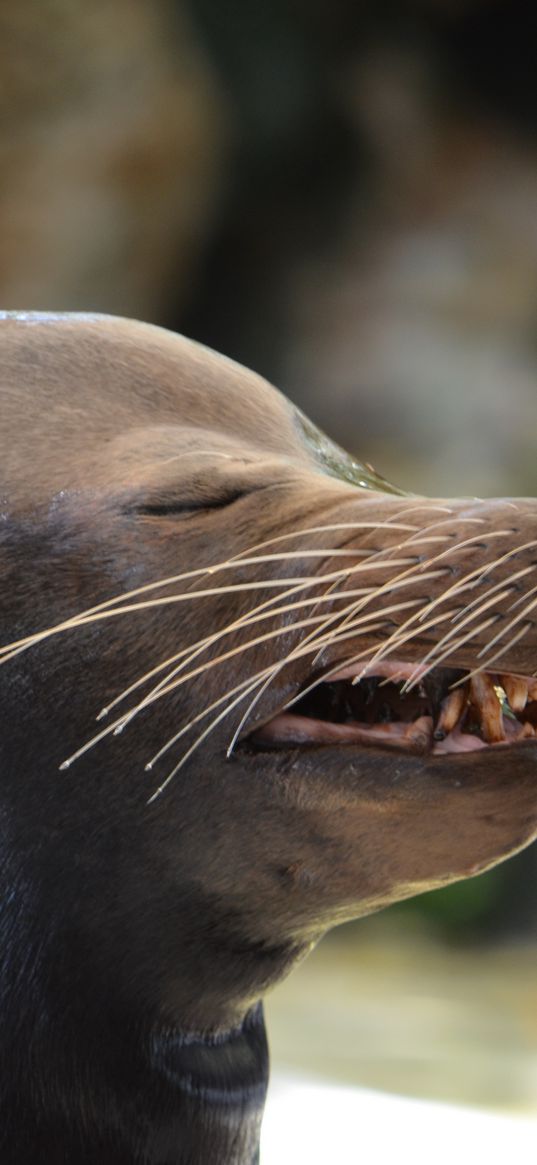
[432,726,487,754]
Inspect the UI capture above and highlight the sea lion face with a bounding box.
[2,312,537,1029]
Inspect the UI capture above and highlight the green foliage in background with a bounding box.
[402,867,506,938]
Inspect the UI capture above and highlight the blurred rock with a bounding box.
[0,1,227,320]
[284,46,537,498]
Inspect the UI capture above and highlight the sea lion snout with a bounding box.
[1,312,537,1163]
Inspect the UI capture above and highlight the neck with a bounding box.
[1,1002,268,1165]
[147,1006,268,1165]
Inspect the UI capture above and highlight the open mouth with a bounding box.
[251,663,537,756]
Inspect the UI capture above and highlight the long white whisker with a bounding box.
[107,572,399,721]
[65,586,398,766]
[348,528,524,682]
[0,568,363,664]
[146,674,279,803]
[224,596,423,757]
[145,670,276,779]
[147,618,391,787]
[62,612,336,765]
[114,612,340,732]
[98,583,377,718]
[350,606,464,684]
[0,521,424,660]
[464,622,532,679]
[399,588,513,688]
[505,578,537,613]
[418,540,537,623]
[409,616,500,687]
[310,524,514,672]
[475,593,537,660]
[133,594,419,733]
[398,565,535,687]
[0,552,427,665]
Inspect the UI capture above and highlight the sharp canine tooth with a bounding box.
[469,674,505,743]
[436,686,467,735]
[499,674,528,713]
[522,721,536,737]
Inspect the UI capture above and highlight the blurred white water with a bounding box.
[261,922,537,1162]
[262,1074,537,1165]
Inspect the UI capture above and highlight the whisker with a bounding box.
[224,597,423,755]
[464,622,532,678]
[209,518,422,563]
[231,622,396,744]
[310,524,513,671]
[145,674,273,771]
[147,618,391,792]
[1,515,497,665]
[133,593,418,733]
[349,606,463,685]
[299,516,488,671]
[440,564,536,624]
[399,588,514,687]
[433,538,537,614]
[308,568,453,672]
[506,578,537,613]
[98,583,377,718]
[419,615,503,685]
[97,579,330,717]
[0,569,360,663]
[112,611,341,733]
[475,593,537,660]
[146,673,280,804]
[63,611,338,763]
[0,521,423,658]
[106,545,431,720]
[67,586,399,765]
[0,552,426,664]
[346,529,526,682]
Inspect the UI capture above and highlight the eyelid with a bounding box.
[133,488,245,516]
[121,461,290,518]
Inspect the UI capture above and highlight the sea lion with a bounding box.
[1,311,537,1165]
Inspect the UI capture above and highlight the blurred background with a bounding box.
[2,0,536,1153]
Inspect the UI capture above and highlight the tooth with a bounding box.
[499,674,528,713]
[527,681,537,703]
[405,715,434,753]
[436,686,467,737]
[470,674,505,743]
[521,721,535,738]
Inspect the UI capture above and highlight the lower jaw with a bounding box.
[251,712,490,755]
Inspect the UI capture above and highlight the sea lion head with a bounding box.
[1,313,537,1141]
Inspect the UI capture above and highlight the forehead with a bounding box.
[1,313,299,447]
[1,313,402,506]
[1,314,314,499]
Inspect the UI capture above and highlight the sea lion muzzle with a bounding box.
[1,312,536,1164]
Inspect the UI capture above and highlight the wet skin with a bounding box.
[1,313,537,1164]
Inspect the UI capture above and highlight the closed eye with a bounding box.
[133,488,247,516]
[124,476,286,518]
[119,455,294,518]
